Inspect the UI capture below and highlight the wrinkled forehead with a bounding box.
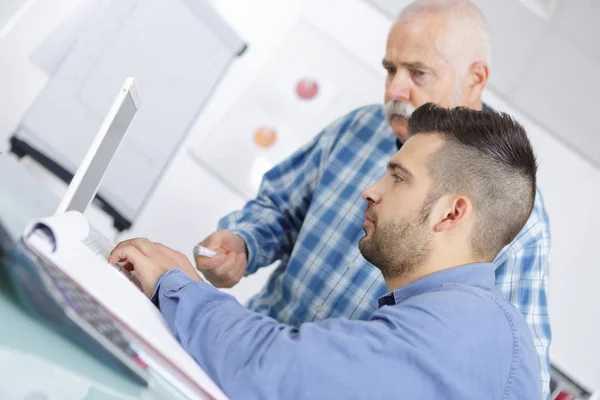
[386,14,456,70]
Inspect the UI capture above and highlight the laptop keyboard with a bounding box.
[83,228,142,289]
[40,254,139,360]
[83,228,117,262]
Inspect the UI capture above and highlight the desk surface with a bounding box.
[0,155,186,400]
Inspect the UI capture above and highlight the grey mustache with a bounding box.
[384,101,416,119]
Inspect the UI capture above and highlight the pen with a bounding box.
[193,245,218,258]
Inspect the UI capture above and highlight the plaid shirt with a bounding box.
[219,104,551,398]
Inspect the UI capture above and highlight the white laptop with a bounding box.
[56,77,140,216]
[53,77,140,263]
[20,78,139,284]
[21,78,227,399]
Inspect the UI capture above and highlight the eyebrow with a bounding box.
[387,161,414,179]
[381,59,432,71]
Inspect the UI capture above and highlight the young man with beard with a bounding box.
[110,104,542,399]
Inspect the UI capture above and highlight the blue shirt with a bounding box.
[218,104,551,397]
[154,264,542,400]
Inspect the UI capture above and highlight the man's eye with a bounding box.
[385,66,396,75]
[411,69,431,84]
[393,175,404,183]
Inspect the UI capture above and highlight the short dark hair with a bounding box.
[408,103,537,259]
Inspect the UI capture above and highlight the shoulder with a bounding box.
[377,285,518,339]
[374,285,539,393]
[347,103,386,123]
[325,104,392,152]
[324,104,388,140]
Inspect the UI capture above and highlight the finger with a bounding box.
[199,233,222,249]
[207,252,242,276]
[202,255,241,287]
[194,252,227,272]
[216,253,245,288]
[231,252,247,284]
[154,243,188,267]
[234,251,248,267]
[109,238,154,262]
[110,238,144,254]
[121,262,134,272]
[110,260,134,273]
[109,245,147,269]
[130,238,156,256]
[124,239,158,262]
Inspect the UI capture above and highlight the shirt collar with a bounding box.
[377,263,496,307]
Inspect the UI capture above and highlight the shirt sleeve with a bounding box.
[153,270,418,399]
[217,108,363,274]
[154,269,541,400]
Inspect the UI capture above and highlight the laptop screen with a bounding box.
[56,78,140,215]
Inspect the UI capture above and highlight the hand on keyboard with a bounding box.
[113,262,143,291]
[108,238,202,297]
[84,229,143,291]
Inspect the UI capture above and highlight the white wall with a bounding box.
[1,0,598,392]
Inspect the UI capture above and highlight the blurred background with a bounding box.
[0,0,598,398]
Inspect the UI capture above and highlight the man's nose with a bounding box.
[362,184,380,204]
[387,72,411,102]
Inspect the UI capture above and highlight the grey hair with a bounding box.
[397,0,492,75]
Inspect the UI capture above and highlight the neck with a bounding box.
[384,250,484,292]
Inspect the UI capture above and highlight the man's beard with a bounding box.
[359,205,433,280]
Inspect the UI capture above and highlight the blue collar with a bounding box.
[377,263,496,307]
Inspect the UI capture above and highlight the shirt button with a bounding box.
[346,261,354,269]
[315,305,324,313]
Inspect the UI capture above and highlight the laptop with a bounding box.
[55,77,139,262]
[1,78,225,399]
[1,78,149,384]
[57,77,140,216]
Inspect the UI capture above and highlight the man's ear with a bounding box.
[465,61,489,105]
[433,196,472,233]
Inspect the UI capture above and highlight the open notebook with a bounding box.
[14,78,227,399]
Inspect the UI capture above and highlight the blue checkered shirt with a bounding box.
[219,104,552,398]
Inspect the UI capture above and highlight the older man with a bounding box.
[196,0,551,396]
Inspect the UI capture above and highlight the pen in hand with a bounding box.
[193,245,218,258]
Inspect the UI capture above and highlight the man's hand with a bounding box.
[108,238,201,297]
[195,230,247,288]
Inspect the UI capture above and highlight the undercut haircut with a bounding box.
[408,103,537,260]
